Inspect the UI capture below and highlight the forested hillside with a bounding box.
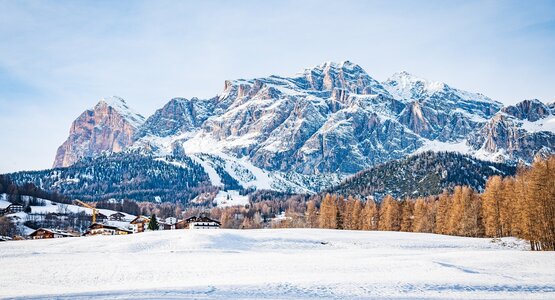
[328,151,516,200]
[7,153,213,203]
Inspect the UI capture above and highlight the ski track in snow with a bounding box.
[1,229,554,299]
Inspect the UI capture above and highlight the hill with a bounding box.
[329,151,516,200]
[7,153,213,203]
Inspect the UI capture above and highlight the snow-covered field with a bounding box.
[1,229,554,299]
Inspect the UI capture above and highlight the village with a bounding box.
[0,194,221,241]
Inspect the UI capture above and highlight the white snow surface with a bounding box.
[519,114,555,133]
[96,96,146,128]
[1,229,554,299]
[417,139,472,155]
[213,190,249,207]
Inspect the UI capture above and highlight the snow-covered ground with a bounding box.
[1,229,554,299]
[212,190,249,207]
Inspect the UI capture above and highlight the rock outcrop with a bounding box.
[53,96,145,168]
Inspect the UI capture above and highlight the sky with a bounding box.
[0,0,554,173]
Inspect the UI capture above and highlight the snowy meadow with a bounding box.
[1,229,554,299]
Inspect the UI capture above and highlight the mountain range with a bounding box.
[6,61,555,202]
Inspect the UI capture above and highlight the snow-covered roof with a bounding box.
[0,200,12,209]
[30,228,77,237]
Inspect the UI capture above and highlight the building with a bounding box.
[29,228,78,239]
[84,223,133,236]
[109,212,126,221]
[161,217,186,230]
[0,236,12,242]
[96,213,108,223]
[0,201,24,216]
[185,215,221,229]
[130,215,150,233]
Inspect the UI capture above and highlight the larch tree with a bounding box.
[482,175,503,237]
[400,200,414,232]
[378,195,401,231]
[305,200,319,228]
[412,198,432,233]
[319,194,337,229]
[434,191,451,235]
[499,177,516,236]
[361,198,379,230]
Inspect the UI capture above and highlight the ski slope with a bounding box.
[0,229,554,299]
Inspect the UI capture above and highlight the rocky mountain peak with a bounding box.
[501,99,552,122]
[52,97,144,168]
[94,96,145,127]
[134,97,215,139]
[296,61,391,96]
[384,71,447,101]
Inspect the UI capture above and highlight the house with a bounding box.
[0,200,24,216]
[45,213,67,221]
[109,212,126,221]
[84,223,133,236]
[161,217,186,230]
[95,213,108,223]
[29,228,78,239]
[130,215,150,233]
[185,214,221,229]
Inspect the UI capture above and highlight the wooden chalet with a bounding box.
[0,201,24,216]
[84,223,133,236]
[109,212,126,221]
[96,213,108,223]
[185,214,221,229]
[130,215,150,233]
[161,217,186,230]
[29,228,78,239]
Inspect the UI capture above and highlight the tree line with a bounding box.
[268,156,554,251]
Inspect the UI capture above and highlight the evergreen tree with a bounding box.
[148,214,159,231]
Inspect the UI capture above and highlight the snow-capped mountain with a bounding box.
[46,61,554,195]
[53,97,145,168]
[383,71,501,141]
[468,99,555,162]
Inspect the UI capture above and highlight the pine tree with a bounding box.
[148,214,159,231]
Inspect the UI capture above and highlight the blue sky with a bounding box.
[1,0,554,173]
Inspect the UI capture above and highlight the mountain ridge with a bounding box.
[9,60,554,199]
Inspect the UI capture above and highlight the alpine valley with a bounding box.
[6,61,555,203]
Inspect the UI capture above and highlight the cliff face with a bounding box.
[53,97,145,168]
[46,61,554,195]
[467,99,555,162]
